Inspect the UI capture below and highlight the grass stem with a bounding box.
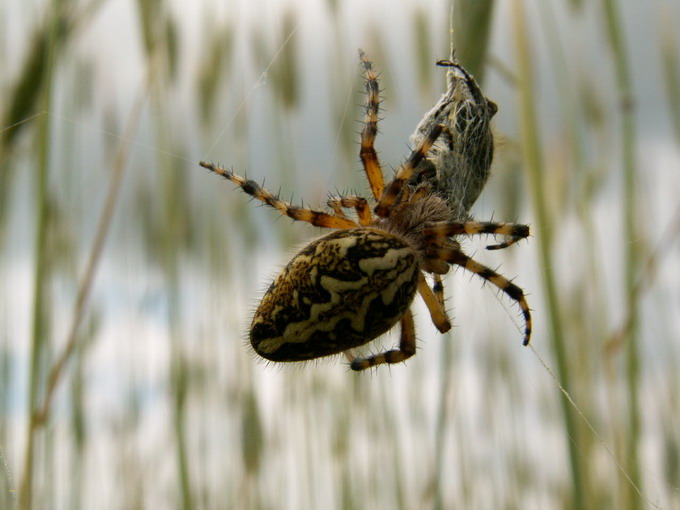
[601,0,643,505]
[510,1,586,507]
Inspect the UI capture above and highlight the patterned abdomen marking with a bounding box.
[250,229,420,361]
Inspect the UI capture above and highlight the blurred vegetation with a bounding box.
[1,0,679,509]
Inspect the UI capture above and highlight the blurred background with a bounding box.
[1,0,679,508]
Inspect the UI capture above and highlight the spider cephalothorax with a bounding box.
[200,50,531,371]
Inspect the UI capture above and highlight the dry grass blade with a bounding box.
[34,90,146,426]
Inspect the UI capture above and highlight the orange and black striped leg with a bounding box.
[424,221,530,250]
[398,182,431,205]
[358,49,385,201]
[432,274,445,309]
[428,243,532,345]
[199,162,357,229]
[375,123,445,217]
[327,196,373,226]
[410,183,433,203]
[350,307,416,371]
[417,275,451,333]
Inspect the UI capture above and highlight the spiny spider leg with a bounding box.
[410,183,434,202]
[374,123,445,217]
[349,307,416,371]
[358,49,385,201]
[424,221,530,250]
[417,275,451,333]
[399,182,433,204]
[485,237,526,251]
[327,196,372,226]
[427,242,532,346]
[200,162,357,229]
[432,274,445,309]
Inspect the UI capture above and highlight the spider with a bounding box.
[199,50,531,371]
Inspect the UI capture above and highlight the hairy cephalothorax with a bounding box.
[199,50,531,371]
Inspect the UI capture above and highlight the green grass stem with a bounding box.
[509,1,586,507]
[17,3,61,507]
[660,8,680,145]
[601,0,643,505]
[452,0,496,80]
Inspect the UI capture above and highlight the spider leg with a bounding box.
[327,196,372,226]
[424,221,530,250]
[428,242,532,346]
[200,162,357,229]
[432,274,445,309]
[358,49,385,201]
[375,123,445,217]
[349,307,416,371]
[399,182,432,204]
[417,275,451,333]
[410,183,433,203]
[327,200,348,218]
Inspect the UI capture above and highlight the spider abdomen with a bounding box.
[250,228,420,361]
